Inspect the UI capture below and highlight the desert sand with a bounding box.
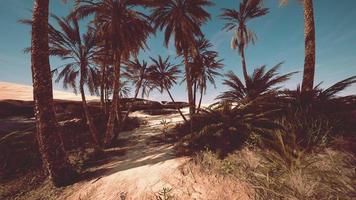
[0,82,98,101]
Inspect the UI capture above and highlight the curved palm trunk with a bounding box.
[240,46,249,83]
[79,67,100,148]
[31,0,76,187]
[104,52,121,147]
[183,51,195,115]
[166,86,188,122]
[301,0,315,92]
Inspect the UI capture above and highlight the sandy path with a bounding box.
[60,111,189,200]
[58,109,250,200]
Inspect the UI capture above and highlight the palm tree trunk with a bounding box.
[105,78,109,114]
[193,81,197,109]
[104,51,121,147]
[197,86,204,114]
[165,86,188,122]
[79,67,100,148]
[301,0,316,92]
[100,62,106,114]
[31,0,76,187]
[240,46,249,83]
[183,51,195,115]
[122,80,142,123]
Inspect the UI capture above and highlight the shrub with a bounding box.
[176,102,281,157]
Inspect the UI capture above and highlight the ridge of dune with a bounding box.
[0,82,98,101]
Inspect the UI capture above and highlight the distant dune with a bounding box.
[0,82,98,101]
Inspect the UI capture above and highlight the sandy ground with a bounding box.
[59,111,188,200]
[57,110,250,200]
[0,82,98,101]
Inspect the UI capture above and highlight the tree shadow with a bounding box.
[77,124,180,183]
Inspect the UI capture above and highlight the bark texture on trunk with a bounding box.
[31,0,76,187]
[166,86,188,122]
[240,46,249,83]
[302,0,316,92]
[183,51,195,115]
[79,65,100,147]
[104,52,121,147]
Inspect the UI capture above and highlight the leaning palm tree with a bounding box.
[279,0,316,92]
[150,0,213,115]
[217,63,297,104]
[74,0,153,147]
[148,56,188,122]
[30,0,76,187]
[50,15,101,147]
[220,0,268,82]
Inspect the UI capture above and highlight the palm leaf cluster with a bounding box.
[218,63,297,104]
[50,16,101,96]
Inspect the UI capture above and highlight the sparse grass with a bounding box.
[192,147,356,200]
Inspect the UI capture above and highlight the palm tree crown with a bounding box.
[124,58,152,98]
[148,56,181,92]
[74,0,153,59]
[190,37,223,94]
[218,63,297,103]
[150,0,213,56]
[50,15,100,95]
[220,0,268,52]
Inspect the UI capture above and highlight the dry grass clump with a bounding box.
[192,147,355,200]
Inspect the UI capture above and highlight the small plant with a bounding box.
[155,187,175,200]
[160,119,171,139]
[120,191,127,200]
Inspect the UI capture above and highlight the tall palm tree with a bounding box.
[220,0,268,82]
[122,58,152,121]
[31,0,76,187]
[74,0,153,147]
[148,56,188,122]
[50,15,101,147]
[189,37,223,112]
[95,31,112,114]
[279,0,316,92]
[217,63,297,104]
[150,0,213,115]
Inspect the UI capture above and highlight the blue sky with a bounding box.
[0,0,355,103]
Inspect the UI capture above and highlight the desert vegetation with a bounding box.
[0,0,355,199]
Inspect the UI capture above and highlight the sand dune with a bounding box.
[0,82,98,101]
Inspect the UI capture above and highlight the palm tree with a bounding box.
[74,0,153,147]
[189,37,223,112]
[220,0,268,82]
[122,58,152,122]
[148,56,188,122]
[50,15,101,147]
[150,0,213,115]
[279,0,316,92]
[31,0,76,187]
[95,32,112,114]
[217,63,297,104]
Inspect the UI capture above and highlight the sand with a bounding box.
[0,82,98,101]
